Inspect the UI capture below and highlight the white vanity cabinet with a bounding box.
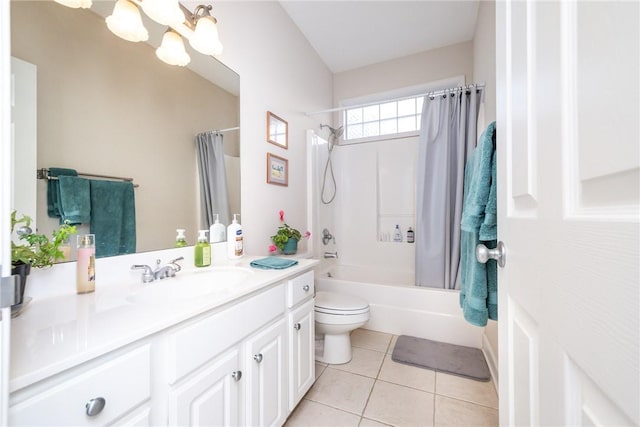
[9,264,317,427]
[286,271,315,410]
[9,343,152,426]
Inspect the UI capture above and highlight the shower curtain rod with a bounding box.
[199,126,240,136]
[304,83,485,116]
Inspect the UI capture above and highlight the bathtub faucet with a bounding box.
[323,251,339,259]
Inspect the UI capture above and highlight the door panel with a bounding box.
[497,0,639,425]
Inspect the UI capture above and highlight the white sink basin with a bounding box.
[126,266,254,305]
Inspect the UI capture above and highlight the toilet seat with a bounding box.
[314,291,369,315]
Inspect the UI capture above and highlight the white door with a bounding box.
[245,318,287,427]
[496,1,639,426]
[169,348,241,426]
[288,298,315,410]
[1,0,16,424]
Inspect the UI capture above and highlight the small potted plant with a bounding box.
[269,210,310,255]
[11,210,76,306]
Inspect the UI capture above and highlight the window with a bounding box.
[343,95,424,142]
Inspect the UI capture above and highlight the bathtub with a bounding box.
[314,264,483,349]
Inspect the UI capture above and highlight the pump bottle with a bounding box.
[227,214,243,259]
[194,230,211,267]
[209,214,226,243]
[175,229,187,247]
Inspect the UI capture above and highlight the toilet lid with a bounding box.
[315,291,369,314]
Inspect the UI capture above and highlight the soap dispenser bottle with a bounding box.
[194,230,211,267]
[175,228,187,247]
[227,214,243,259]
[209,214,226,243]
[393,224,403,242]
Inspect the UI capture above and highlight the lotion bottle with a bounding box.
[209,214,226,243]
[76,234,96,294]
[194,230,211,267]
[227,214,243,259]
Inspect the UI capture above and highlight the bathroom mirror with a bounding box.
[267,111,288,149]
[11,1,240,257]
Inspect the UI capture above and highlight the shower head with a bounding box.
[320,124,344,139]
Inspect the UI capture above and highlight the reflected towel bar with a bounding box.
[37,168,139,188]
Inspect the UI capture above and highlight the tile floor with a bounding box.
[285,329,498,427]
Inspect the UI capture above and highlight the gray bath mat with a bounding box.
[391,335,490,381]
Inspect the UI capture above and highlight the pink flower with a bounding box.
[303,231,311,239]
[279,210,285,222]
[268,244,277,253]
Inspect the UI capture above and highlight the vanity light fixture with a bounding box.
[53,0,92,9]
[106,0,149,42]
[55,0,224,66]
[188,4,223,56]
[156,29,191,66]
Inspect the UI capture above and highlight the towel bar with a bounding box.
[37,168,139,188]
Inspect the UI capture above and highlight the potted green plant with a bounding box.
[269,210,310,255]
[11,210,76,306]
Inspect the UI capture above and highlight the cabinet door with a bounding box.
[245,318,287,427]
[169,348,241,427]
[288,299,315,411]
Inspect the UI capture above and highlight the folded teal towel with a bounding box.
[47,168,77,218]
[250,257,299,270]
[58,176,90,225]
[89,180,136,258]
[460,122,497,326]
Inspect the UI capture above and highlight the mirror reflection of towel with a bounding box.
[47,167,78,218]
[89,180,136,258]
[58,175,90,225]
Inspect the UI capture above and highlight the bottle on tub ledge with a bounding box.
[393,224,403,242]
[227,214,244,259]
[407,227,415,243]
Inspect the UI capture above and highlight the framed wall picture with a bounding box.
[266,153,288,186]
[267,111,288,149]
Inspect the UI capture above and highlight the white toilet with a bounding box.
[314,291,370,364]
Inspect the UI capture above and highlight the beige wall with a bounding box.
[212,2,333,255]
[11,2,239,253]
[473,0,497,124]
[333,41,474,104]
[473,0,499,371]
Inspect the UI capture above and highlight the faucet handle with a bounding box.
[169,257,184,272]
[131,264,154,283]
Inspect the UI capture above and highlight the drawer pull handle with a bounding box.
[232,371,242,381]
[303,285,310,292]
[253,353,263,363]
[85,397,106,417]
[293,322,301,331]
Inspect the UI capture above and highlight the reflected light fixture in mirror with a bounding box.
[141,0,184,27]
[156,29,191,66]
[188,5,223,56]
[53,0,92,9]
[106,0,149,42]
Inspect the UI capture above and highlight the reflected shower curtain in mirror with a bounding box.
[416,88,482,289]
[196,132,231,230]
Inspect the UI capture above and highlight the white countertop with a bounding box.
[9,253,318,393]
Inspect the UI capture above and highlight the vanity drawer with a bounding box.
[287,271,314,308]
[167,283,285,384]
[9,344,151,426]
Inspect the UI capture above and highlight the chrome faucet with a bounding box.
[323,251,338,259]
[131,257,184,283]
[322,228,335,245]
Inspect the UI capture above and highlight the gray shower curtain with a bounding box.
[196,132,231,230]
[416,88,482,289]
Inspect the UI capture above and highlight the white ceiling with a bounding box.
[279,1,480,73]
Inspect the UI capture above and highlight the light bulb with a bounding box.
[189,16,223,56]
[106,0,149,42]
[141,0,185,27]
[156,30,191,66]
